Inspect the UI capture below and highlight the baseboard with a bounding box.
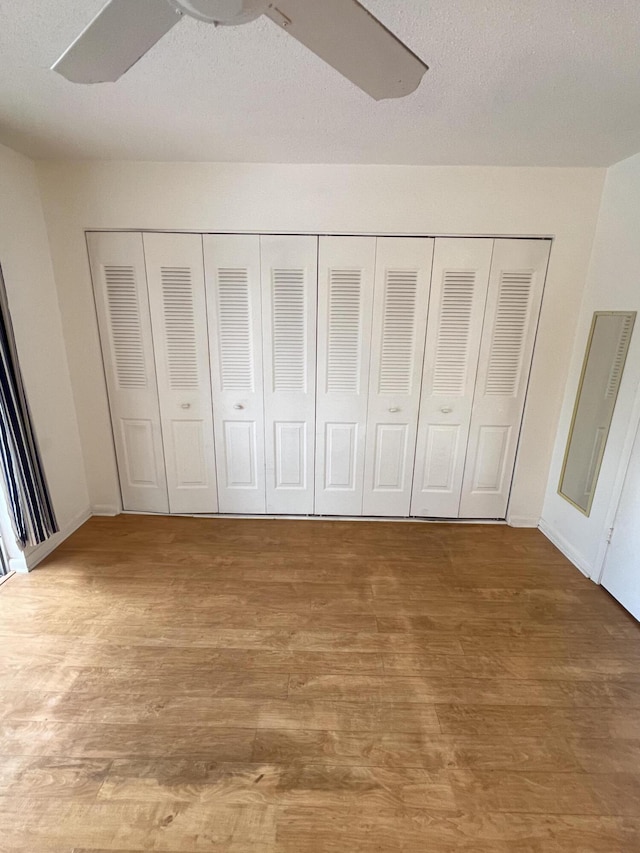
[538,518,592,579]
[507,515,540,528]
[8,555,27,573]
[122,511,507,525]
[23,506,92,571]
[91,504,120,516]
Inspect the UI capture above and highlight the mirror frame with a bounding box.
[558,310,636,517]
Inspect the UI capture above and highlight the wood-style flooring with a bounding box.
[1,515,640,852]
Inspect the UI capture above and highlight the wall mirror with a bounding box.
[559,311,636,515]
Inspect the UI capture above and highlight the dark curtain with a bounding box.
[0,265,58,548]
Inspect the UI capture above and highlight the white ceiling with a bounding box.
[1,1,640,165]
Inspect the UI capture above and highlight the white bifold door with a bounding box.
[143,233,218,514]
[459,239,550,517]
[411,237,550,519]
[261,236,318,514]
[89,230,218,514]
[204,233,318,515]
[204,235,266,514]
[363,238,433,516]
[89,231,169,513]
[411,239,493,517]
[315,237,376,515]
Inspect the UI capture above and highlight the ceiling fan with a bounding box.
[51,0,428,100]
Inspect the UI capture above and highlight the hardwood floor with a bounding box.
[1,514,640,852]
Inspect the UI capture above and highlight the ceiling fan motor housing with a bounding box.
[170,0,268,25]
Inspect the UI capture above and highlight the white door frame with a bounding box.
[86,230,553,523]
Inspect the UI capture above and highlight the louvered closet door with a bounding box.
[411,238,493,517]
[87,231,168,513]
[362,237,433,516]
[460,239,551,518]
[261,235,318,514]
[143,233,218,514]
[315,237,376,515]
[204,234,266,514]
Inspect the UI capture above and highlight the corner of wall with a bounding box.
[506,515,540,528]
[539,149,640,583]
[25,506,92,570]
[0,142,92,545]
[91,504,120,516]
[538,518,592,578]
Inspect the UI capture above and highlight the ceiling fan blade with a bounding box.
[52,0,183,84]
[264,0,428,100]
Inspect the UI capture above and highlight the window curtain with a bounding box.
[0,265,58,548]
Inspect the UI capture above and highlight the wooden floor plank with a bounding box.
[383,651,640,681]
[0,721,255,759]
[288,673,640,706]
[251,729,579,772]
[275,807,640,852]
[257,699,442,733]
[0,756,111,801]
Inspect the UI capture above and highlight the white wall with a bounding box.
[35,161,605,523]
[541,151,640,577]
[0,144,89,569]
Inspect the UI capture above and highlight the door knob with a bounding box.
[441,407,452,414]
[388,407,400,413]
[233,404,244,410]
[181,403,191,409]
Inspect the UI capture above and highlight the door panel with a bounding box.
[421,424,460,492]
[222,421,259,490]
[373,423,408,490]
[204,234,266,513]
[144,232,218,514]
[460,239,551,518]
[363,237,433,516]
[120,419,163,489]
[324,423,358,490]
[171,420,208,488]
[261,235,318,514]
[275,422,306,487]
[411,238,493,517]
[315,237,376,514]
[88,231,168,513]
[471,425,511,491]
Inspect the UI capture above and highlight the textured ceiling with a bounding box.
[1,1,640,165]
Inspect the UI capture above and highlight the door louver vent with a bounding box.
[327,269,362,394]
[161,266,199,390]
[432,270,476,395]
[104,264,147,389]
[272,269,306,392]
[378,269,418,395]
[606,315,634,399]
[485,271,533,396]
[216,267,254,392]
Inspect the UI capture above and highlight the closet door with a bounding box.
[143,233,218,514]
[204,234,266,514]
[261,235,318,514]
[460,239,551,518]
[88,231,168,513]
[363,237,433,516]
[411,238,493,517]
[315,237,376,515]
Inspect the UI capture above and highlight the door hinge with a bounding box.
[606,526,614,544]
